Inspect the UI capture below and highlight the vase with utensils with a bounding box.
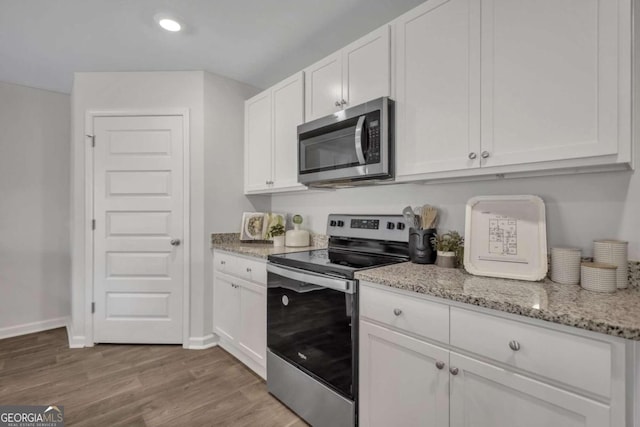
[404,205,439,264]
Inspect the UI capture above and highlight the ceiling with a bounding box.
[0,0,425,94]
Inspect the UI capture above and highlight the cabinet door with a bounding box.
[271,72,306,191]
[244,90,273,192]
[304,51,342,121]
[213,274,239,342]
[395,0,481,177]
[238,279,266,367]
[359,321,449,427]
[449,352,610,427]
[342,25,390,108]
[480,0,628,167]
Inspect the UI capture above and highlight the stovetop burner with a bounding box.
[268,214,411,279]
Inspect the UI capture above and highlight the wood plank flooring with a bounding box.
[0,328,307,426]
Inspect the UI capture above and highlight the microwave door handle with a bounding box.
[354,115,366,165]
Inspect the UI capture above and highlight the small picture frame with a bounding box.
[240,212,286,241]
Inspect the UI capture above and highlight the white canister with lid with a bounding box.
[550,247,581,285]
[593,240,628,289]
[581,262,617,293]
[285,214,310,247]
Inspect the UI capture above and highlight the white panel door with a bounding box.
[480,0,624,167]
[359,321,449,427]
[237,279,266,367]
[271,72,305,191]
[342,25,391,108]
[213,273,239,342]
[304,51,342,121]
[244,90,273,192]
[93,115,184,344]
[395,0,481,176]
[450,352,610,427]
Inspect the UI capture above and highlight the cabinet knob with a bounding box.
[509,340,521,351]
[340,99,347,105]
[170,238,181,246]
[468,152,477,160]
[449,367,459,375]
[393,308,402,316]
[335,101,342,107]
[220,260,225,265]
[435,361,445,370]
[481,151,490,159]
[246,267,252,273]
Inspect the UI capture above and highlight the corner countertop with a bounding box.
[355,263,640,341]
[211,232,326,259]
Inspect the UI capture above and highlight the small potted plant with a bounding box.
[268,224,286,247]
[431,231,464,268]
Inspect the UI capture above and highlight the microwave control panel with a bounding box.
[366,118,380,164]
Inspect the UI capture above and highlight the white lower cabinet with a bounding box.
[359,321,449,427]
[449,352,609,427]
[213,251,266,378]
[359,283,627,427]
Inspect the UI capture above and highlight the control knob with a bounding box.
[337,220,344,227]
[387,222,395,230]
[397,222,405,230]
[330,220,337,227]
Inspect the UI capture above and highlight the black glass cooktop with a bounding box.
[268,248,407,279]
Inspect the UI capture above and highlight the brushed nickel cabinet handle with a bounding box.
[509,340,521,351]
[393,308,402,316]
[468,152,477,160]
[435,361,445,370]
[449,367,459,375]
[481,151,490,159]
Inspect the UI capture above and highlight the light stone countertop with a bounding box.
[355,263,640,340]
[211,232,326,259]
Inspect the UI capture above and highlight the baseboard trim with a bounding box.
[186,333,218,350]
[0,316,70,341]
[65,322,86,349]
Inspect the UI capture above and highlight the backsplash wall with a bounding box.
[268,169,640,260]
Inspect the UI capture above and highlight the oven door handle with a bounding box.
[267,264,356,294]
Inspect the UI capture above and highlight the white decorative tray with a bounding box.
[464,195,548,282]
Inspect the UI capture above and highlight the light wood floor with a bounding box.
[0,328,306,426]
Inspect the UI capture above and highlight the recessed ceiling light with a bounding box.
[158,18,181,32]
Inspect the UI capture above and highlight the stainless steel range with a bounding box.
[266,214,410,427]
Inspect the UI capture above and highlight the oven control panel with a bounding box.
[326,214,409,242]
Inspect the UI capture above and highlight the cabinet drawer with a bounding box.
[360,285,449,344]
[450,307,612,398]
[214,252,266,284]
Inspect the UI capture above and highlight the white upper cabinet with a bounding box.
[305,26,390,122]
[395,0,481,176]
[480,0,629,168]
[244,90,273,193]
[244,72,306,194]
[395,0,632,181]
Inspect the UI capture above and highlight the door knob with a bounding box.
[170,239,181,246]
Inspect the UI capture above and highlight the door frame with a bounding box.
[83,109,191,347]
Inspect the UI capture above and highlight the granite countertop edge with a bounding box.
[356,265,640,341]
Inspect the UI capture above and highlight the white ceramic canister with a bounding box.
[593,240,628,289]
[580,262,617,293]
[550,247,582,285]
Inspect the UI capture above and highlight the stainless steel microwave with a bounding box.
[297,97,394,187]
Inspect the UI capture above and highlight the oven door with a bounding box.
[266,263,357,400]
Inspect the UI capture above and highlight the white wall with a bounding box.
[271,166,639,260]
[70,71,265,347]
[203,71,267,334]
[0,81,70,337]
